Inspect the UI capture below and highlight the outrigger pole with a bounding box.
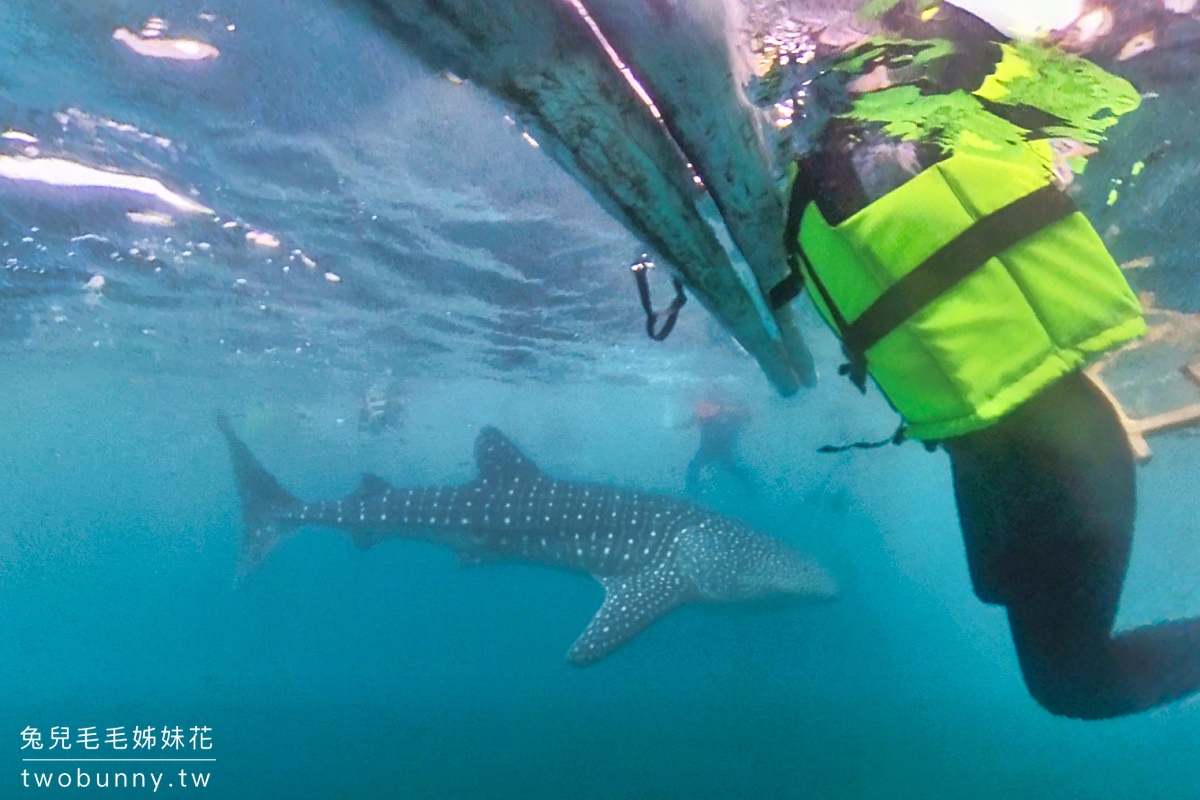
[1086,360,1200,464]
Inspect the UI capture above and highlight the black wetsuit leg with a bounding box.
[687,442,755,495]
[945,370,1200,719]
[686,449,710,493]
[724,460,757,496]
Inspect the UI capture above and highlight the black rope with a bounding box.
[630,256,687,341]
[818,421,908,454]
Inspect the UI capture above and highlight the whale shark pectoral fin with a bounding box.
[474,427,542,482]
[567,570,692,667]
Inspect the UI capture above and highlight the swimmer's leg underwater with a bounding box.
[946,370,1200,719]
[685,449,757,496]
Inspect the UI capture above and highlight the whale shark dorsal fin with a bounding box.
[474,426,541,482]
[568,570,693,666]
[356,473,392,495]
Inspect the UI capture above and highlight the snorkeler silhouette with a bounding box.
[359,380,407,435]
[686,397,754,496]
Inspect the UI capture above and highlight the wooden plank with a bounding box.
[1128,431,1153,464]
[1084,366,1154,463]
[1187,361,1200,388]
[1084,361,1200,464]
[1130,403,1200,435]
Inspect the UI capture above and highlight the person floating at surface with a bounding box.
[687,396,755,496]
[766,1,1200,719]
[359,380,407,435]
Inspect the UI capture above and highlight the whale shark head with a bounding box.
[755,540,839,600]
[673,520,838,602]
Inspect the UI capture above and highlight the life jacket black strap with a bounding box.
[770,159,816,311]
[780,157,870,391]
[841,183,1078,358]
[769,269,803,310]
[630,257,687,341]
[773,146,871,311]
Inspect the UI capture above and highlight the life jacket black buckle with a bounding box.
[838,348,869,394]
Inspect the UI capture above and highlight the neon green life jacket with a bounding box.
[780,29,1147,441]
[794,152,1145,442]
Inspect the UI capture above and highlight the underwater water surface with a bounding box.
[3,0,1200,798]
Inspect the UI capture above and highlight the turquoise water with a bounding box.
[4,1,1200,797]
[7,362,1199,798]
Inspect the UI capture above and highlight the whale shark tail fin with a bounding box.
[216,413,303,575]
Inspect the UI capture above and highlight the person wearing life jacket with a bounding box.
[767,1,1200,719]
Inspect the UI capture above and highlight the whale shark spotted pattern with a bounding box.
[219,418,836,664]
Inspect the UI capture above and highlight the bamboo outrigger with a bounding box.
[1087,327,1200,464]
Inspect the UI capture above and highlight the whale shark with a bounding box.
[219,416,836,665]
